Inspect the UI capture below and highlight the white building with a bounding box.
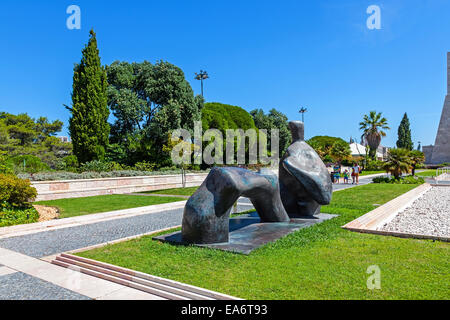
[349,142,385,161]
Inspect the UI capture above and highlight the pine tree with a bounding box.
[396,113,413,150]
[67,29,109,163]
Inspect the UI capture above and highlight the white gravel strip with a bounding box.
[380,187,450,238]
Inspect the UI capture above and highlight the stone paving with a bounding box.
[0,175,379,300]
[0,272,90,300]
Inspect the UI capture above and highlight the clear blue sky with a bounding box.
[1,0,449,147]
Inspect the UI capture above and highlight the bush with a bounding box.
[0,155,13,174]
[372,176,391,184]
[9,155,50,174]
[365,160,384,171]
[80,160,113,172]
[372,175,424,185]
[134,161,155,171]
[0,174,37,209]
[0,207,39,227]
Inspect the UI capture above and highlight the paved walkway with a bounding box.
[0,174,381,300]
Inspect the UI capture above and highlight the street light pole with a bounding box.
[195,70,209,97]
[299,107,307,123]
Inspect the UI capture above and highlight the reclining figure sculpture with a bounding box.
[181,121,332,244]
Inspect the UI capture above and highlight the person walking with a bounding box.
[333,163,341,184]
[343,169,350,184]
[352,163,361,185]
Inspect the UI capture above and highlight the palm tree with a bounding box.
[359,111,390,159]
[409,150,425,176]
[383,148,412,179]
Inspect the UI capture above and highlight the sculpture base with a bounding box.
[153,212,337,255]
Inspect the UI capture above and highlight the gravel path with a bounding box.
[0,272,90,300]
[381,187,450,238]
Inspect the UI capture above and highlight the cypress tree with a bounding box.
[67,29,109,163]
[396,113,413,150]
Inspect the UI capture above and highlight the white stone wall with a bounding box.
[32,173,209,201]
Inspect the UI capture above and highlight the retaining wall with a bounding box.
[32,173,209,201]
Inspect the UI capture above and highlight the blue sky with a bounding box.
[1,0,450,147]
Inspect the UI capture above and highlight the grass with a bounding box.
[360,170,385,176]
[77,184,449,299]
[140,186,199,196]
[35,194,186,219]
[415,170,438,177]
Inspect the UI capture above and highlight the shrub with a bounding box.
[80,160,113,172]
[0,155,13,174]
[372,175,424,185]
[0,207,39,227]
[365,160,384,171]
[134,161,155,171]
[372,176,391,183]
[9,155,50,174]
[0,174,37,209]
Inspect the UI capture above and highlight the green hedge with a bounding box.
[372,175,424,184]
[202,102,257,132]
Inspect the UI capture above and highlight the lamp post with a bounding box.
[299,107,307,123]
[195,70,209,97]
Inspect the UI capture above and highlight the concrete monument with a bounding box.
[424,52,450,164]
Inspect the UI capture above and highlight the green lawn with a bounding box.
[77,184,449,299]
[141,186,199,196]
[415,170,438,177]
[360,170,385,176]
[36,194,186,218]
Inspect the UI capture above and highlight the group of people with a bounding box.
[331,163,361,185]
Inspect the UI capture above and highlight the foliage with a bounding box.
[0,174,37,209]
[372,175,424,184]
[409,150,425,176]
[329,140,351,164]
[79,160,123,172]
[134,161,156,171]
[396,113,413,150]
[0,155,13,174]
[8,155,50,174]
[18,168,205,181]
[201,102,258,166]
[0,207,39,227]
[106,60,202,166]
[250,108,291,157]
[359,111,390,159]
[67,29,110,163]
[364,159,384,171]
[202,102,256,132]
[307,136,348,162]
[56,155,79,172]
[382,148,412,179]
[0,112,70,169]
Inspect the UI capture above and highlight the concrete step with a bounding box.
[52,253,240,300]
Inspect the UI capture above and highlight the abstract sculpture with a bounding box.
[181,121,332,244]
[182,167,289,244]
[279,121,332,217]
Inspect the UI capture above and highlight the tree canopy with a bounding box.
[396,113,413,150]
[0,112,70,170]
[250,108,291,157]
[106,60,203,166]
[359,111,390,159]
[67,29,110,164]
